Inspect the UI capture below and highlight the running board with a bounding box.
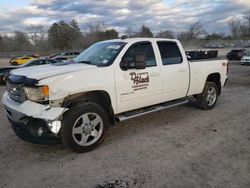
[115,98,188,122]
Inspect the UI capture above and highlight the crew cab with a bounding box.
[2,38,228,152]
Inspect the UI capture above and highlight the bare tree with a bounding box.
[156,30,175,39]
[178,21,207,40]
[26,24,47,46]
[243,9,250,36]
[189,21,207,39]
[227,17,241,38]
[13,30,32,51]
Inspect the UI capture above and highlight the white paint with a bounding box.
[3,38,228,119]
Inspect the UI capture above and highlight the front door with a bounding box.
[115,42,162,113]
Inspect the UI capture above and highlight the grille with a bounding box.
[7,82,26,103]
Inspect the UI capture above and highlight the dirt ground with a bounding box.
[0,59,250,188]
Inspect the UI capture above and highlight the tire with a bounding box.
[196,81,218,110]
[61,102,109,153]
[12,61,18,65]
[0,76,5,85]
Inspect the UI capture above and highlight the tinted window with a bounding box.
[57,57,67,60]
[123,42,156,68]
[25,60,39,67]
[46,60,56,64]
[38,60,47,65]
[63,52,69,56]
[157,42,182,65]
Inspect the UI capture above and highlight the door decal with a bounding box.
[130,72,150,91]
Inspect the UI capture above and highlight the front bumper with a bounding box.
[2,92,67,144]
[241,60,250,65]
[8,117,60,145]
[2,92,66,123]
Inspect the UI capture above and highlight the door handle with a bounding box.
[179,68,186,72]
[150,72,160,76]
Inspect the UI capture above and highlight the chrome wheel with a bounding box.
[72,112,103,146]
[206,87,217,106]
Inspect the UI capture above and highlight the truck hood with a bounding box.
[10,63,96,80]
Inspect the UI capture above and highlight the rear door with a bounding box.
[156,41,189,101]
[115,41,162,113]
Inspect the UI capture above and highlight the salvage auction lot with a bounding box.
[0,61,250,187]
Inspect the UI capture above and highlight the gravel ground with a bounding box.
[0,61,250,188]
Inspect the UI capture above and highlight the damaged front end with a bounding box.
[2,75,67,144]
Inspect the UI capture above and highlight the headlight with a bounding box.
[24,85,49,102]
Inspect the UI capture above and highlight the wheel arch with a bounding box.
[206,73,221,95]
[62,90,115,126]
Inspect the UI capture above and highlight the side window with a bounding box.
[157,42,182,65]
[123,42,156,68]
[46,60,54,64]
[26,60,38,66]
[39,60,47,65]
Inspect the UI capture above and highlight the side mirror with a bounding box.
[135,53,146,69]
[120,60,128,71]
[186,55,191,60]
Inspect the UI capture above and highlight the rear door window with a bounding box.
[157,42,183,65]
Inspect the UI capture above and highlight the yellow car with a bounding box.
[10,56,38,65]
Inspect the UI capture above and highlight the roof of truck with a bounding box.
[102,38,179,43]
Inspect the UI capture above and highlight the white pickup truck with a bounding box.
[2,38,228,152]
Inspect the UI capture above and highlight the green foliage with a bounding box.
[48,20,82,50]
[135,25,154,37]
[82,23,119,48]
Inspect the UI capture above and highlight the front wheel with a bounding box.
[11,61,18,65]
[61,102,109,153]
[196,81,218,110]
[0,75,6,85]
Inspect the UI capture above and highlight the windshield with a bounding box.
[19,60,33,67]
[74,41,126,66]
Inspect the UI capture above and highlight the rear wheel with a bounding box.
[61,102,109,153]
[196,81,218,110]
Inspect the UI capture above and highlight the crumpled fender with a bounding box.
[20,100,67,120]
[2,92,67,122]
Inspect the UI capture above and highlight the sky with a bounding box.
[0,0,250,35]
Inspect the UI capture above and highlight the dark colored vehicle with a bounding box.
[186,50,218,60]
[50,51,80,60]
[0,59,58,84]
[60,51,80,59]
[49,53,61,59]
[226,49,249,60]
[52,56,70,62]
